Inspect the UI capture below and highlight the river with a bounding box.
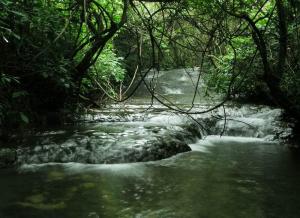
[0,68,299,218]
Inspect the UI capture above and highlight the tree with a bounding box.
[1,0,300,134]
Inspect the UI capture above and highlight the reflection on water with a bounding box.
[1,136,300,218]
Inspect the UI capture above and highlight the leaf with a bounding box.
[20,112,29,124]
[12,91,28,98]
[2,36,9,43]
[11,32,21,40]
[9,10,27,18]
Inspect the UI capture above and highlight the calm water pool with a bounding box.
[1,136,299,218]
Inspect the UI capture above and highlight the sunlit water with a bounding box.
[0,68,298,217]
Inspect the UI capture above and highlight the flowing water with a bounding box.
[0,69,299,218]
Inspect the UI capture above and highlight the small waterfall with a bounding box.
[15,106,200,165]
[0,69,292,167]
[195,105,292,141]
[13,104,291,165]
[163,87,183,95]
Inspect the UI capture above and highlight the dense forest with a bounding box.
[0,0,299,136]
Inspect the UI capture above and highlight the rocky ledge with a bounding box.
[0,121,201,167]
[13,137,191,165]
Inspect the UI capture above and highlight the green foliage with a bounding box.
[205,36,259,95]
[1,0,300,132]
[0,0,22,42]
[0,74,19,87]
[81,45,125,98]
[96,46,125,83]
[0,0,75,130]
[0,0,131,132]
[0,73,30,126]
[19,112,29,124]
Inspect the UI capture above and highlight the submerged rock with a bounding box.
[137,138,191,162]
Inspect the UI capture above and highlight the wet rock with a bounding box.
[137,138,191,162]
[185,123,202,139]
[170,122,202,144]
[0,148,17,168]
[12,123,195,165]
[12,116,200,165]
